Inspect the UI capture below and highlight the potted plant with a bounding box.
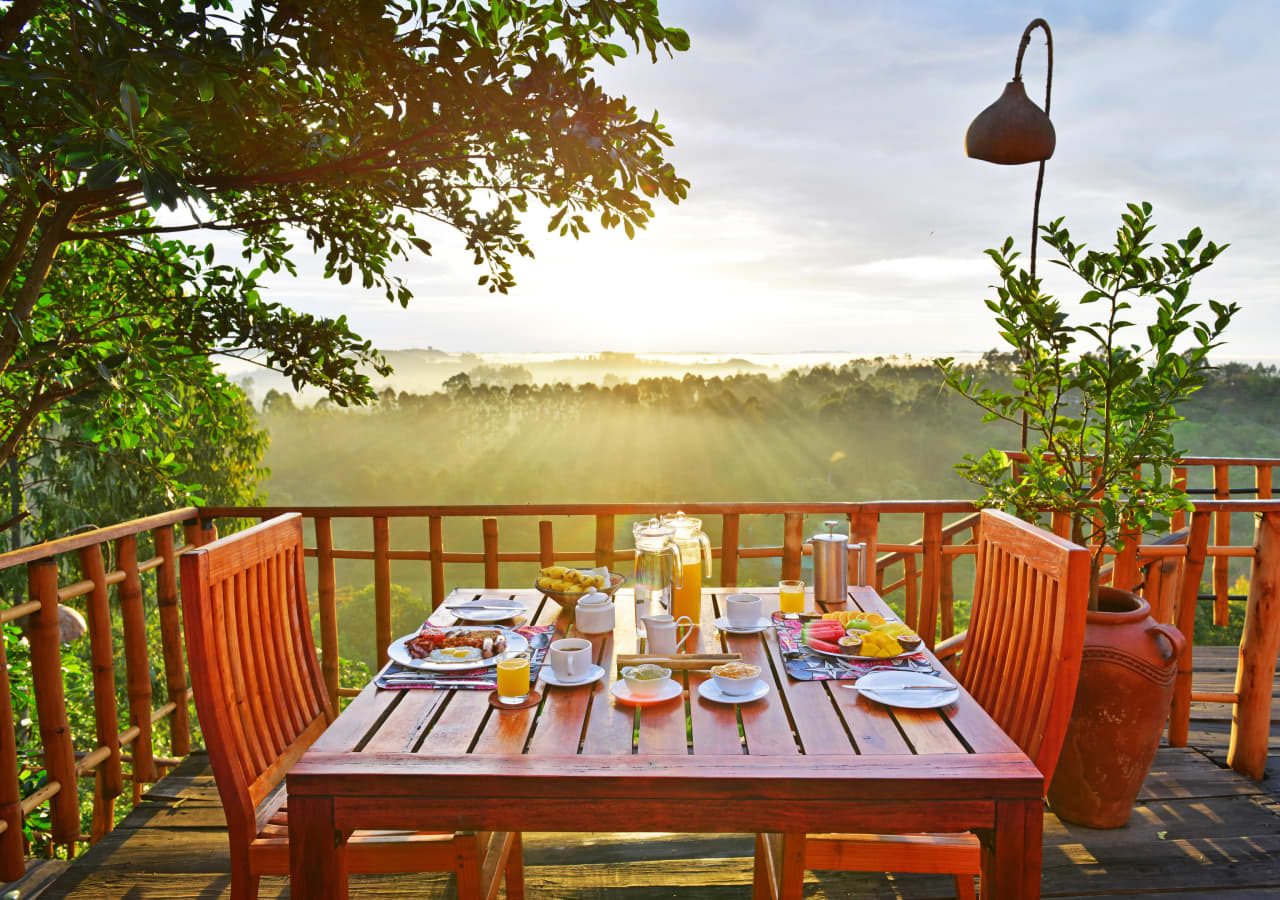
[939,201,1238,828]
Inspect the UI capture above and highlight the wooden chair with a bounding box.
[755,509,1089,899]
[181,513,523,900]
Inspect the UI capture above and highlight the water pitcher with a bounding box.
[633,519,683,628]
[661,511,713,623]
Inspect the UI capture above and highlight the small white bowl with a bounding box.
[710,663,763,697]
[621,664,674,697]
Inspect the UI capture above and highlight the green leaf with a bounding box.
[119,82,142,129]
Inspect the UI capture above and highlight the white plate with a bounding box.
[714,615,773,634]
[387,627,529,671]
[447,600,524,623]
[697,679,770,705]
[541,664,606,688]
[610,678,683,706]
[851,670,959,709]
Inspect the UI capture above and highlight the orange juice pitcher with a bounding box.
[662,511,712,623]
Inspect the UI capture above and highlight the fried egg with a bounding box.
[428,646,482,663]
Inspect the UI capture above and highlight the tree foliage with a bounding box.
[0,0,689,485]
[939,203,1239,600]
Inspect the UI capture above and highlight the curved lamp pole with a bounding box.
[965,18,1055,277]
[964,18,1054,453]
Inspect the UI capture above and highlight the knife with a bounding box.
[443,605,524,614]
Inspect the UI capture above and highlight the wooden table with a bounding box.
[287,587,1044,898]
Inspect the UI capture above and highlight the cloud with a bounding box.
[233,1,1280,359]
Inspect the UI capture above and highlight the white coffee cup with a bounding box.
[549,637,593,681]
[725,592,763,627]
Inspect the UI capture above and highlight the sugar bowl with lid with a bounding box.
[574,590,616,634]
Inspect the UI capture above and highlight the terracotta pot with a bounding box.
[1047,587,1185,829]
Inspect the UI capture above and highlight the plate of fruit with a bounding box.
[801,614,924,661]
[388,625,529,671]
[535,566,626,610]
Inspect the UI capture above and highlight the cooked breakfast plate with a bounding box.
[387,625,529,671]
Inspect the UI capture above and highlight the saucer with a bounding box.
[541,664,606,688]
[697,679,770,705]
[714,615,773,635]
[610,678,683,707]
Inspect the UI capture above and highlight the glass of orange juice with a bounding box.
[779,579,806,614]
[496,657,531,705]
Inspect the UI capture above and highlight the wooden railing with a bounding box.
[199,501,981,694]
[0,508,214,881]
[2,484,1280,879]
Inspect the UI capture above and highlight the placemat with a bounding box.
[773,613,938,681]
[375,624,554,690]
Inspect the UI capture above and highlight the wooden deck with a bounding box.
[19,646,1280,899]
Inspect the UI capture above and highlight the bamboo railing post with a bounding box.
[79,544,123,842]
[940,529,955,640]
[538,520,555,568]
[482,518,500,588]
[1213,463,1232,625]
[152,524,189,757]
[1171,466,1189,532]
[1112,525,1141,593]
[115,536,156,789]
[182,517,216,549]
[903,555,919,628]
[373,517,392,668]
[314,517,340,708]
[594,514,614,571]
[851,508,880,592]
[1050,511,1071,539]
[1227,511,1280,780]
[781,513,803,582]
[26,559,80,850]
[428,515,445,608]
[0,598,24,880]
[721,513,741,586]
[918,511,944,648]
[1169,511,1212,747]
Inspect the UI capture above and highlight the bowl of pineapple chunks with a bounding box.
[534,566,626,610]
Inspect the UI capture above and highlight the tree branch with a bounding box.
[0,199,42,297]
[0,201,76,371]
[66,216,292,240]
[0,0,41,52]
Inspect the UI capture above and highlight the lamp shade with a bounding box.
[964,79,1055,165]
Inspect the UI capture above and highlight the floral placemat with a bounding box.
[772,613,938,682]
[375,624,555,690]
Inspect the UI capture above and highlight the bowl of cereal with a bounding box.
[710,662,763,697]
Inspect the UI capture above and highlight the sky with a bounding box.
[247,0,1280,359]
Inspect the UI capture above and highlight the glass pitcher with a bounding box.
[633,519,683,628]
[661,511,712,623]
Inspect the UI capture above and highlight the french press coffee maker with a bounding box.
[807,520,868,604]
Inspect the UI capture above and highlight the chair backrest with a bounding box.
[959,509,1090,782]
[181,514,333,839]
